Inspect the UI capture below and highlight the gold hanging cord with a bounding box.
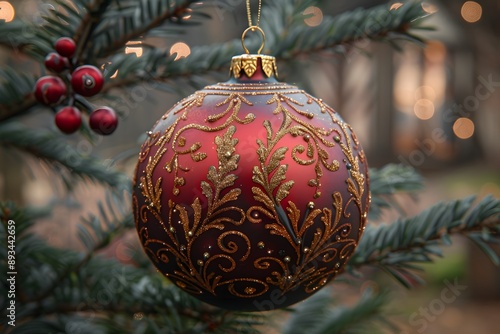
[246,0,262,28]
[232,0,277,78]
[242,0,265,54]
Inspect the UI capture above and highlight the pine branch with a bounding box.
[0,202,52,237]
[3,201,264,332]
[0,68,37,116]
[281,287,335,334]
[0,1,209,122]
[348,196,500,288]
[0,122,131,191]
[0,18,58,59]
[282,287,389,334]
[78,191,134,251]
[92,0,204,58]
[277,1,429,59]
[0,2,87,60]
[0,202,57,306]
[0,20,27,51]
[369,164,423,219]
[72,0,113,61]
[102,1,430,92]
[16,250,265,333]
[29,213,133,304]
[0,1,430,122]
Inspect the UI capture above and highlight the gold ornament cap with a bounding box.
[230,25,278,80]
[230,54,278,79]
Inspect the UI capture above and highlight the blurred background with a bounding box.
[1,0,499,333]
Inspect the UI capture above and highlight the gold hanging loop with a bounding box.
[231,0,278,79]
[241,25,266,54]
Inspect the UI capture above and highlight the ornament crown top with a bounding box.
[230,26,278,81]
[229,1,278,81]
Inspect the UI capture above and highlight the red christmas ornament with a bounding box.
[55,37,76,58]
[89,107,118,135]
[71,65,104,97]
[133,28,370,312]
[45,52,69,73]
[55,106,82,134]
[34,76,67,106]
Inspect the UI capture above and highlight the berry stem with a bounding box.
[74,94,94,113]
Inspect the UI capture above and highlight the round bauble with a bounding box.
[55,106,82,134]
[71,65,104,97]
[55,37,76,58]
[45,52,69,73]
[34,76,67,106]
[89,107,118,135]
[133,55,370,311]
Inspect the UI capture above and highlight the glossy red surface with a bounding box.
[55,106,82,134]
[34,76,67,106]
[89,107,118,135]
[71,65,104,97]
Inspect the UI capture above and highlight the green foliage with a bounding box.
[78,192,134,251]
[93,0,209,57]
[266,0,429,56]
[0,0,499,333]
[0,0,430,121]
[282,287,389,334]
[350,195,500,287]
[0,68,35,101]
[104,1,431,91]
[0,68,37,116]
[369,164,424,219]
[0,122,130,191]
[1,201,266,333]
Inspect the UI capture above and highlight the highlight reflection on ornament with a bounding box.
[133,5,369,311]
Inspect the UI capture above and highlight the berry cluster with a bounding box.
[34,37,118,135]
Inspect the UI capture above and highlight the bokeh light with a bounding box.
[422,2,439,14]
[303,6,323,27]
[461,1,482,23]
[170,42,191,61]
[182,8,192,20]
[0,1,15,22]
[453,117,475,139]
[125,41,143,57]
[414,99,435,120]
[424,40,447,63]
[415,86,437,101]
[390,3,404,11]
[115,241,132,262]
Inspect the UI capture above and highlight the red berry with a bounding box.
[55,106,82,134]
[45,52,69,73]
[34,76,67,106]
[71,65,104,97]
[55,37,76,58]
[89,107,118,135]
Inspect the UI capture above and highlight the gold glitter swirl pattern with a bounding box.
[164,93,255,196]
[218,231,252,262]
[135,83,369,303]
[251,191,358,294]
[141,126,268,298]
[226,279,269,298]
[266,94,340,198]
